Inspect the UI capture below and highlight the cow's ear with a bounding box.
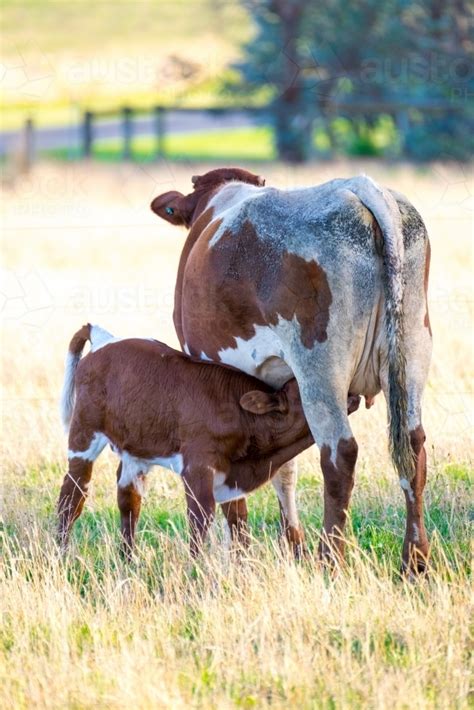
[239,390,287,415]
[150,191,189,226]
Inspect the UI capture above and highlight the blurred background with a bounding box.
[1,0,472,167]
[1,1,472,472]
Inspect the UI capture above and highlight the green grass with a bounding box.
[3,460,471,575]
[48,126,276,163]
[1,458,472,708]
[44,116,400,164]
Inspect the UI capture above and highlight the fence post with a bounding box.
[82,111,93,157]
[154,106,165,157]
[122,106,133,160]
[22,117,35,170]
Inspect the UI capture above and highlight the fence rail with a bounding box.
[6,99,467,168]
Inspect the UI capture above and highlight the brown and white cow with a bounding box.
[58,323,361,555]
[151,168,432,573]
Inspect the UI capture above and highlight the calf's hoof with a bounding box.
[281,525,308,561]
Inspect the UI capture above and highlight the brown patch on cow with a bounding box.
[178,219,332,358]
[173,207,217,346]
[423,240,432,336]
[272,251,332,346]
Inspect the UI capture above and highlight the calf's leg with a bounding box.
[182,464,216,557]
[116,462,143,558]
[221,498,250,548]
[58,427,107,550]
[57,458,94,549]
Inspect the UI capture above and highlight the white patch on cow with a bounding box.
[200,351,212,361]
[183,342,191,356]
[118,451,184,490]
[412,523,420,542]
[213,472,246,504]
[90,324,122,352]
[400,477,415,502]
[208,182,271,247]
[68,432,109,461]
[217,322,292,387]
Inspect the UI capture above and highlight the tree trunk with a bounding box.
[272,0,310,162]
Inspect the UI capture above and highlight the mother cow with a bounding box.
[151,168,432,573]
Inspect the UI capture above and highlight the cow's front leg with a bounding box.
[182,463,216,557]
[272,460,306,559]
[401,426,429,577]
[221,498,250,548]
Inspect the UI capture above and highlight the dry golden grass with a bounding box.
[1,160,473,708]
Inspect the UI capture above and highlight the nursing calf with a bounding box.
[59,324,358,556]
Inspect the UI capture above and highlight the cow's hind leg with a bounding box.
[116,462,144,558]
[293,373,357,566]
[400,425,429,576]
[272,461,306,559]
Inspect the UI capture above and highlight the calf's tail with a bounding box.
[350,175,415,480]
[60,324,92,431]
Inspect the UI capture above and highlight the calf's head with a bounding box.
[239,379,309,452]
[150,167,265,228]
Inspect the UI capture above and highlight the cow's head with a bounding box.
[150,168,265,228]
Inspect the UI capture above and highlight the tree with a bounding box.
[236,0,473,161]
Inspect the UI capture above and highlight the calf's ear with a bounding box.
[239,390,287,415]
[150,191,188,226]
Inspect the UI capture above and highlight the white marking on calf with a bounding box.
[272,468,299,528]
[68,432,109,461]
[183,342,191,356]
[90,324,122,352]
[213,472,246,504]
[412,523,420,542]
[400,477,415,503]
[118,451,184,491]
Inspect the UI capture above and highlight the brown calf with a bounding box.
[58,324,358,557]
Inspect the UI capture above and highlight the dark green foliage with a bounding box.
[236,0,473,161]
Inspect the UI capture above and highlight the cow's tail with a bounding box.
[350,175,415,480]
[60,323,92,431]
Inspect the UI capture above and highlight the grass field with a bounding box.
[0,0,252,129]
[1,159,472,708]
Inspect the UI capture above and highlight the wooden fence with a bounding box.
[14,99,466,167]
